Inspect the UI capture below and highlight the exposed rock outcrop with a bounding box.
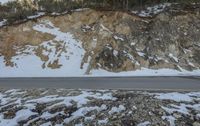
[0,4,200,73]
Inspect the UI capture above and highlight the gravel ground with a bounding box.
[0,89,200,126]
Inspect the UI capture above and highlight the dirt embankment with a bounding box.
[0,5,200,72]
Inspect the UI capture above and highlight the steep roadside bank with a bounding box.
[0,4,200,76]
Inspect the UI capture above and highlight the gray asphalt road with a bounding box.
[0,77,199,91]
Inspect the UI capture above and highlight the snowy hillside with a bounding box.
[0,3,200,77]
[0,19,200,77]
[0,20,89,77]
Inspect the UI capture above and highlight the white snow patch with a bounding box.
[113,50,118,57]
[152,92,200,116]
[40,122,52,126]
[84,115,95,121]
[0,91,24,107]
[162,116,176,126]
[40,111,64,120]
[90,68,200,77]
[1,20,200,77]
[128,111,133,114]
[132,3,171,17]
[153,92,193,102]
[64,104,107,123]
[152,92,200,102]
[162,103,200,115]
[108,105,126,115]
[0,19,7,27]
[0,20,89,77]
[0,109,37,126]
[131,42,136,46]
[0,90,116,125]
[26,91,116,109]
[27,12,45,19]
[161,105,189,115]
[75,123,84,126]
[137,121,151,126]
[188,60,195,67]
[137,51,145,57]
[133,106,137,110]
[113,35,124,41]
[74,8,89,12]
[169,53,179,63]
[5,89,26,96]
[196,114,200,119]
[98,118,108,125]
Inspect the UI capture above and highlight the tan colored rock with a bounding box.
[115,24,131,35]
[0,7,200,72]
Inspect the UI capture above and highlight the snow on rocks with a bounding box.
[113,50,118,57]
[149,91,200,126]
[188,62,195,67]
[137,121,151,126]
[137,51,145,57]
[0,89,116,125]
[163,103,200,115]
[40,122,52,126]
[162,116,176,126]
[132,3,171,17]
[0,19,89,77]
[161,105,190,115]
[169,53,179,63]
[27,12,45,19]
[64,105,107,124]
[196,114,200,120]
[0,89,200,125]
[0,109,37,126]
[97,118,108,125]
[113,35,124,41]
[0,19,7,27]
[1,7,200,77]
[26,91,116,108]
[108,105,126,115]
[152,92,200,102]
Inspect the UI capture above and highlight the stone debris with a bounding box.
[0,89,199,126]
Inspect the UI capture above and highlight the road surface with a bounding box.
[0,77,199,91]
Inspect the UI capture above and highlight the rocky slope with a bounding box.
[0,4,200,75]
[0,89,200,126]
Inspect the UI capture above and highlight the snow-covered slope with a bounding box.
[0,20,89,77]
[0,7,200,77]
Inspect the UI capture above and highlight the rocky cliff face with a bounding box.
[0,4,200,74]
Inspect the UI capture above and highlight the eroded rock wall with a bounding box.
[0,5,200,73]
